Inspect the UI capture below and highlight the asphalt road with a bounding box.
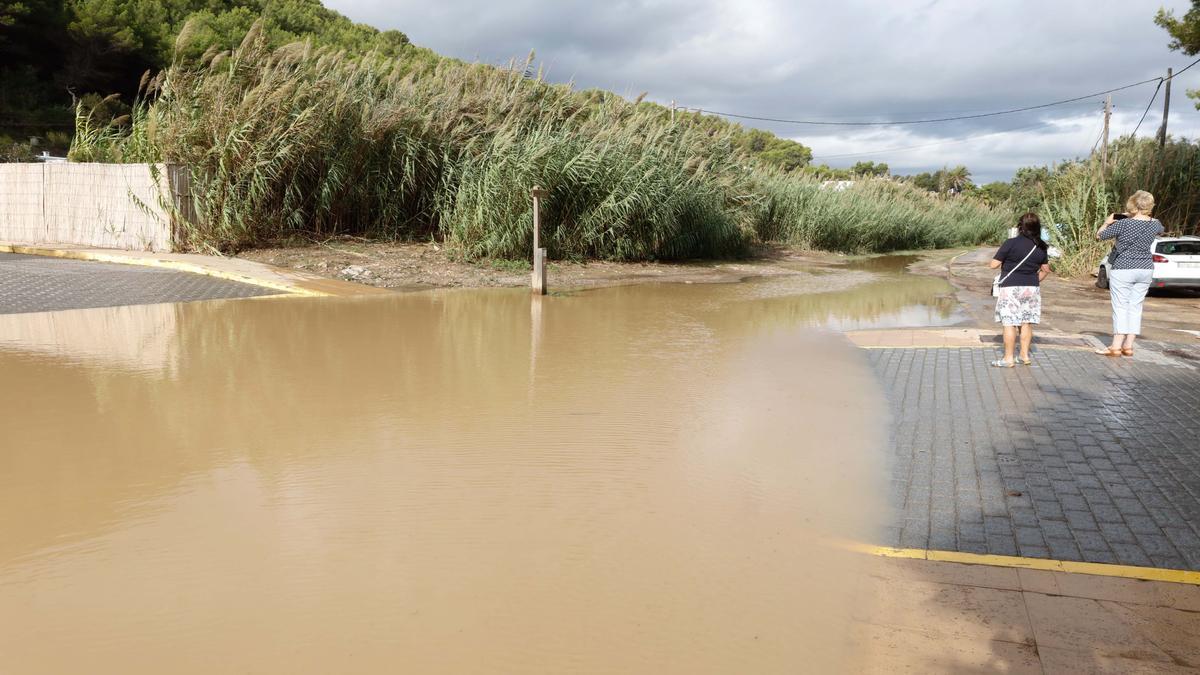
[0,253,279,314]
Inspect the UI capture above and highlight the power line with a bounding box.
[696,77,1163,127]
[687,54,1200,167]
[683,55,1200,128]
[1130,79,1164,137]
[810,121,1053,160]
[1169,54,1200,79]
[1120,52,1200,143]
[728,99,1097,121]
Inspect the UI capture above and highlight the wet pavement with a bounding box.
[868,343,1200,570]
[0,252,279,313]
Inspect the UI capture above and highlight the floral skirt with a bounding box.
[994,286,1041,326]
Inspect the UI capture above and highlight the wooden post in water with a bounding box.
[531,186,549,295]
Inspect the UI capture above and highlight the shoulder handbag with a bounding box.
[992,242,1037,297]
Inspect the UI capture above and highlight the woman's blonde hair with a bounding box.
[1125,190,1155,215]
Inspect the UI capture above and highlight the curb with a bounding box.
[847,543,1200,585]
[946,248,974,279]
[0,243,329,297]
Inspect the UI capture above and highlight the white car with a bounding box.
[1097,236,1200,291]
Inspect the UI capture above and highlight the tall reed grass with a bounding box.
[1027,138,1200,277]
[1108,136,1200,233]
[71,20,1006,260]
[1035,163,1115,278]
[749,171,1006,253]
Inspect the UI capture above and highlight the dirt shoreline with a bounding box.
[236,239,941,292]
[236,240,1200,345]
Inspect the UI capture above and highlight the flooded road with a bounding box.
[761,254,965,330]
[0,258,941,673]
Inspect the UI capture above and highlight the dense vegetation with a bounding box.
[964,134,1200,278]
[71,21,1006,259]
[1009,137,1200,276]
[2,0,816,173]
[3,0,1006,260]
[9,1,1197,267]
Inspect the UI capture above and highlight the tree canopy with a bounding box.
[905,166,973,195]
[1156,0,1200,109]
[0,0,410,139]
[732,128,812,172]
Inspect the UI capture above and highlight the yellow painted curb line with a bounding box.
[847,542,1200,585]
[0,244,328,297]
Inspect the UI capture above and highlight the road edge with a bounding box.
[0,243,392,297]
[847,543,1200,585]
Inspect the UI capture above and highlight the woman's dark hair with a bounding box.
[1017,212,1048,250]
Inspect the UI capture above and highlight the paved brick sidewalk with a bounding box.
[868,346,1200,570]
[0,252,279,314]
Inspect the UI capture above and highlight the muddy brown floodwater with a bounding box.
[0,261,938,673]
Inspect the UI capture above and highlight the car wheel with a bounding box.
[1096,266,1109,289]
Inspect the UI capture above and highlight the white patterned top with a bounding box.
[1100,217,1164,270]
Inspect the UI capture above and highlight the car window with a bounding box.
[1156,241,1200,255]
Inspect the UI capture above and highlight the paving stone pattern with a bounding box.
[869,347,1200,571]
[0,253,278,314]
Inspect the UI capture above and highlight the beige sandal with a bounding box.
[1094,348,1123,357]
[1121,348,1134,357]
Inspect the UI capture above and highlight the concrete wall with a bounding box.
[0,163,44,243]
[0,163,186,252]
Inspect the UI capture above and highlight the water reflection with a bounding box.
[842,254,922,274]
[583,255,962,334]
[0,271,898,673]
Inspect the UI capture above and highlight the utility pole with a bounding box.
[670,100,675,123]
[1158,68,1173,148]
[1101,94,1112,170]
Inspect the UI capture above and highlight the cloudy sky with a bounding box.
[326,0,1200,182]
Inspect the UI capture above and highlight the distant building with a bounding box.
[820,180,855,191]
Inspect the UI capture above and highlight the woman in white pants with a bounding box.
[1095,190,1164,357]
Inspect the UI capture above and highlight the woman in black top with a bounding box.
[988,212,1051,367]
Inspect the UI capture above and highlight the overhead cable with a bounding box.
[809,121,1054,160]
[1130,80,1165,137]
[696,77,1163,126]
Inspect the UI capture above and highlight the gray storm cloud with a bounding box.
[327,0,1199,181]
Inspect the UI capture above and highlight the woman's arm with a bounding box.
[989,259,1002,269]
[1097,213,1117,239]
[1038,263,1051,282]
